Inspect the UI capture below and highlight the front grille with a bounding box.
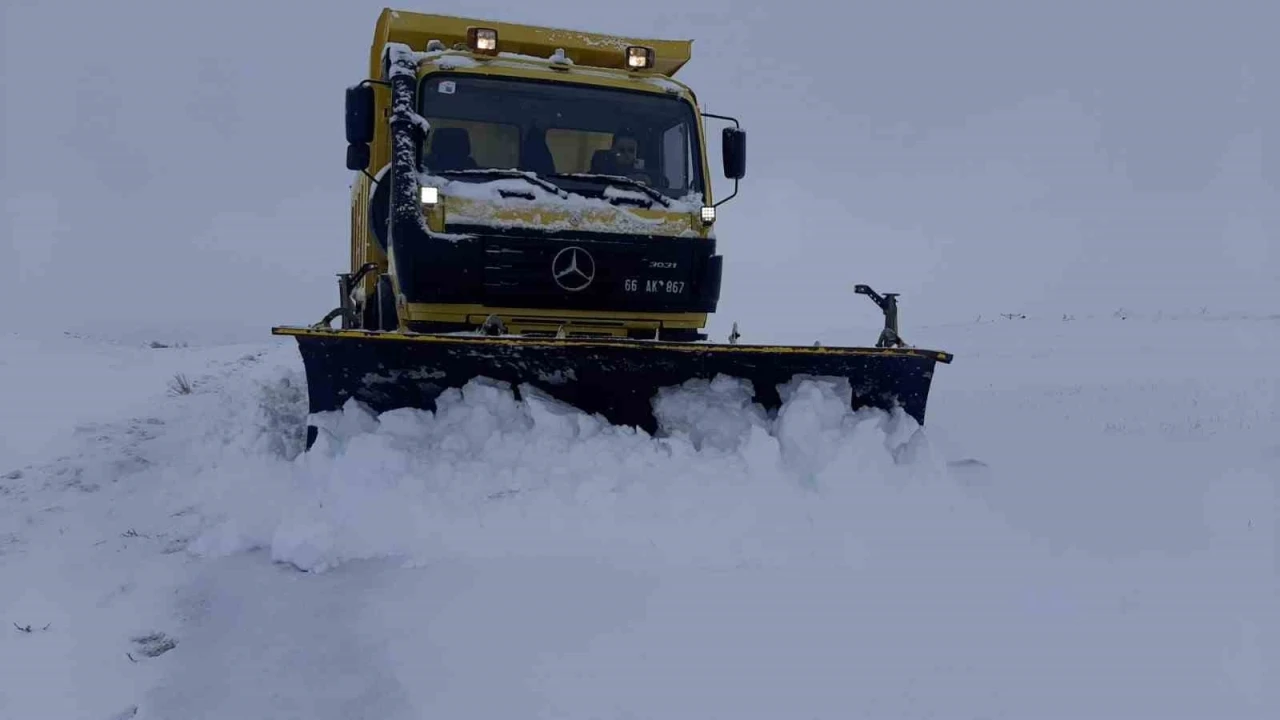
[392,223,720,314]
[476,234,704,312]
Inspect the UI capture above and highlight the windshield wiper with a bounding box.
[549,173,672,208]
[428,168,567,197]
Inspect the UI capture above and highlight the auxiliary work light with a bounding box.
[468,27,498,54]
[626,45,654,70]
[420,186,439,205]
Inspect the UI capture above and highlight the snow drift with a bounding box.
[1,315,1276,719]
[188,366,957,574]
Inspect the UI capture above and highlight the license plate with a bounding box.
[623,278,687,295]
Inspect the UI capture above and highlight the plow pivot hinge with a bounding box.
[855,284,906,348]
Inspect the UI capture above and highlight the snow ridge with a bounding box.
[191,371,947,574]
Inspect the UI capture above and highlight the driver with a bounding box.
[597,130,652,185]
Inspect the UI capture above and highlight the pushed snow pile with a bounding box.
[187,372,981,574]
[170,355,1275,719]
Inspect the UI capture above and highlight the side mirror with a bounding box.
[346,142,371,171]
[345,83,375,144]
[722,127,746,180]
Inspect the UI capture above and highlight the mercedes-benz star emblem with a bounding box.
[551,246,596,292]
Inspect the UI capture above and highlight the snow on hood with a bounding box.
[419,171,708,238]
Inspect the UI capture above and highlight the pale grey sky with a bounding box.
[3,0,1275,344]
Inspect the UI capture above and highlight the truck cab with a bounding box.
[343,10,746,340]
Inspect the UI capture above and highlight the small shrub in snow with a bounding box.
[167,373,193,396]
[130,631,177,658]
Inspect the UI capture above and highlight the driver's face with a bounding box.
[613,138,638,166]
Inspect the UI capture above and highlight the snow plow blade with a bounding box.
[271,327,954,448]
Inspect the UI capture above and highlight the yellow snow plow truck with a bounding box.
[272,8,953,448]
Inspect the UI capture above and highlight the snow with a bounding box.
[2,3,1276,717]
[549,48,573,66]
[540,29,654,52]
[432,54,479,71]
[601,183,660,206]
[404,110,431,135]
[2,313,1276,719]
[388,39,693,99]
[421,171,705,236]
[645,76,685,94]
[485,55,685,90]
[382,43,419,79]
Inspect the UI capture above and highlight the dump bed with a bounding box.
[370,8,693,78]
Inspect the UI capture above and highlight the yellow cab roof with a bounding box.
[370,8,693,80]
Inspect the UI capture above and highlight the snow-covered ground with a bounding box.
[1,312,1276,719]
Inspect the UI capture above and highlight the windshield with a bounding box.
[417,73,704,201]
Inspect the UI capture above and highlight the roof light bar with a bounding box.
[626,45,655,70]
[467,27,498,55]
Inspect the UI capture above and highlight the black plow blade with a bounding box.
[271,327,954,449]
